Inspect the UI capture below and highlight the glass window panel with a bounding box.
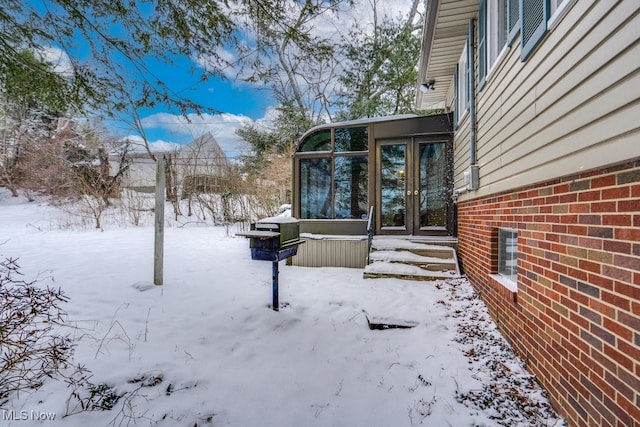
[298,130,331,152]
[335,127,368,152]
[550,0,568,15]
[498,229,518,282]
[457,42,469,119]
[334,156,368,219]
[419,143,447,227]
[508,0,520,40]
[380,144,406,227]
[299,158,332,219]
[488,0,508,71]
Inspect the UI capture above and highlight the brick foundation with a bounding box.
[457,159,640,427]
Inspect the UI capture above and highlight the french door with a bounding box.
[376,139,449,235]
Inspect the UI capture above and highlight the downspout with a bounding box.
[468,18,477,168]
[454,18,479,198]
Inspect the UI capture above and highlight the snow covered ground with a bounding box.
[0,189,565,426]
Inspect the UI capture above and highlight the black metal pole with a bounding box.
[272,260,279,311]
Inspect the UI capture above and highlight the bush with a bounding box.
[0,257,74,404]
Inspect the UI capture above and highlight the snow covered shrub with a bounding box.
[0,256,74,404]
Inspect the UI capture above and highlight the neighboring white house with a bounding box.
[109,132,229,193]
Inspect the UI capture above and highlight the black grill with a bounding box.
[246,217,303,261]
[237,217,305,311]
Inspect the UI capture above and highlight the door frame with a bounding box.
[374,136,452,236]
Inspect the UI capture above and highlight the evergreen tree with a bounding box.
[336,1,423,120]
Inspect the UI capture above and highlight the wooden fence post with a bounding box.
[154,155,165,286]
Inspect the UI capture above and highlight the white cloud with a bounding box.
[195,46,243,81]
[139,112,262,157]
[121,135,182,153]
[35,46,74,77]
[254,106,279,130]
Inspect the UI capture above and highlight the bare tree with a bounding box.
[67,130,130,229]
[235,0,424,193]
[0,103,60,198]
[235,0,351,125]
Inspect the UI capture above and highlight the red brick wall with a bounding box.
[456,159,640,427]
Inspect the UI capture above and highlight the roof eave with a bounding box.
[416,0,441,110]
[416,0,481,111]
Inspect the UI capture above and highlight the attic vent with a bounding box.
[520,0,549,61]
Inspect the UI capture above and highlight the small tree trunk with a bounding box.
[164,153,182,220]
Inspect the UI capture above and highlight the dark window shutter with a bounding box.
[478,0,487,90]
[508,0,520,45]
[520,0,549,61]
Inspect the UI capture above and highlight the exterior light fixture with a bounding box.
[420,80,436,93]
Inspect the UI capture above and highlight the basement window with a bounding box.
[498,228,518,284]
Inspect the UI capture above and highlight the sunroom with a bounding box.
[289,113,455,268]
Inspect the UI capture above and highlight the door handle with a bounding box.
[414,190,419,196]
[406,190,411,196]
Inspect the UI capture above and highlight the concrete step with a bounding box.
[364,237,461,281]
[368,250,457,270]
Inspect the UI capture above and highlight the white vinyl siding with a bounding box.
[290,237,368,268]
[455,0,640,200]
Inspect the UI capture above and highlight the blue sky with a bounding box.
[105,48,279,160]
[29,0,278,159]
[125,67,277,159]
[34,0,415,159]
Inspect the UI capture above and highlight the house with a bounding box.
[290,0,639,425]
[179,132,231,197]
[110,132,230,194]
[109,150,158,192]
[290,114,457,268]
[415,1,640,426]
